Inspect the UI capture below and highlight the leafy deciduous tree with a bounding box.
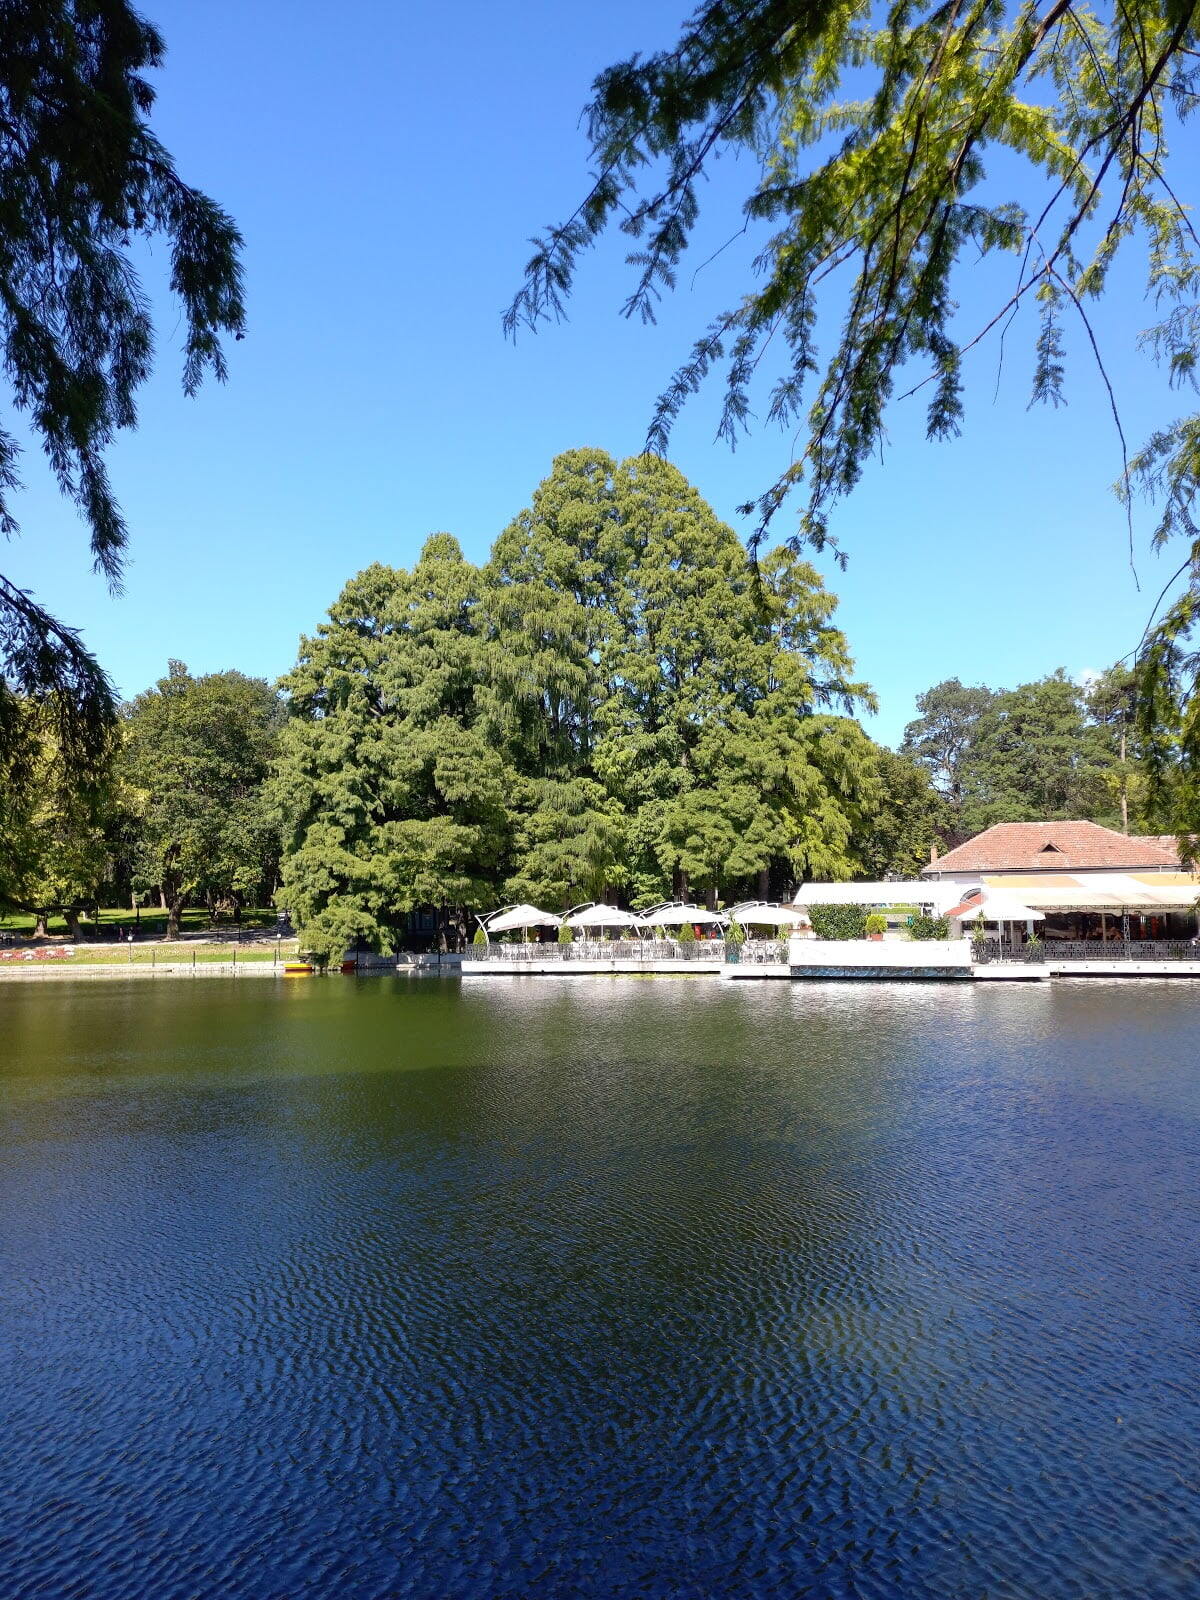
[122,662,281,937]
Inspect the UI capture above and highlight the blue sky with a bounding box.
[3,0,1191,745]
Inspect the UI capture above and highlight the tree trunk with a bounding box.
[33,912,48,939]
[706,884,717,911]
[166,896,182,940]
[678,869,689,902]
[65,909,82,942]
[159,887,168,910]
[757,866,770,901]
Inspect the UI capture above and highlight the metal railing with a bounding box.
[1039,938,1198,962]
[738,939,789,964]
[469,939,729,962]
[975,938,1199,964]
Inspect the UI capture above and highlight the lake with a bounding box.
[2,975,1198,1598]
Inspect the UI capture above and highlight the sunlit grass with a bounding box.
[0,907,283,937]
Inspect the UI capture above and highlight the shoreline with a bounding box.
[0,962,281,981]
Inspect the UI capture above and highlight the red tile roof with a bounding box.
[923,821,1181,875]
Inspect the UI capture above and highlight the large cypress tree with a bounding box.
[277,451,922,953]
[481,448,633,904]
[277,536,513,958]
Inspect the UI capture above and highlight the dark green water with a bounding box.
[1,975,1198,1599]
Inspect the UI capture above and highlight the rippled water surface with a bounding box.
[2,976,1199,1598]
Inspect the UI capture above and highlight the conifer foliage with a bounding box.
[0,2,244,769]
[508,1,1200,835]
[277,452,929,957]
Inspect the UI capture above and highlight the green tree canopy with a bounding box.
[902,667,1145,836]
[901,680,998,806]
[121,662,281,937]
[276,537,513,960]
[278,450,898,954]
[509,0,1200,833]
[0,692,120,936]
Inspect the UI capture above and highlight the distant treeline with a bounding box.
[0,451,1173,953]
[899,669,1166,844]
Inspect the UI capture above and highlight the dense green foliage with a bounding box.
[119,663,282,937]
[902,668,1161,839]
[0,664,282,937]
[0,694,120,936]
[510,0,1200,838]
[865,913,887,935]
[0,2,244,770]
[276,451,943,957]
[909,913,950,940]
[809,903,870,940]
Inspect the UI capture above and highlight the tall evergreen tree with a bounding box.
[278,451,898,953]
[277,537,512,958]
[962,673,1113,829]
[901,681,998,811]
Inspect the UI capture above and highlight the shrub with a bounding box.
[678,921,696,943]
[865,913,887,936]
[909,914,949,941]
[472,926,487,947]
[725,918,745,945]
[809,904,869,940]
[557,922,573,944]
[970,914,988,944]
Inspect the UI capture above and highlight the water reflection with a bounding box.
[1,977,1198,1598]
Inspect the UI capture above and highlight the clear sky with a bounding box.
[3,0,1191,745]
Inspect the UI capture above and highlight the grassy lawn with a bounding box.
[0,906,284,938]
[0,939,300,966]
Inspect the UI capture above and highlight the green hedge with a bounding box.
[809,904,870,940]
[908,914,949,940]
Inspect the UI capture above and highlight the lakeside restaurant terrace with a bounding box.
[470,901,803,965]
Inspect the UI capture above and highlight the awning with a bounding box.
[639,903,727,927]
[483,903,562,933]
[947,891,1044,923]
[564,903,646,929]
[983,873,1200,911]
[729,901,812,928]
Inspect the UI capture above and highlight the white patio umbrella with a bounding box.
[482,903,562,934]
[639,902,727,927]
[949,891,1043,924]
[728,901,812,928]
[563,903,647,930]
